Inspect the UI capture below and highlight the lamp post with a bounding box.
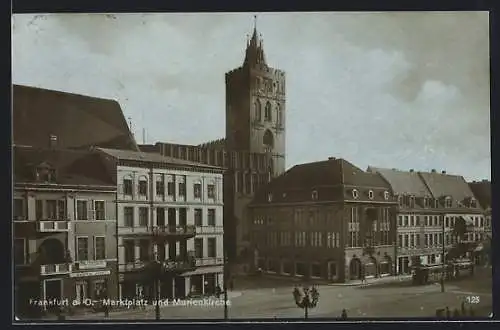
[223,250,229,320]
[293,285,319,319]
[147,260,165,320]
[441,216,445,293]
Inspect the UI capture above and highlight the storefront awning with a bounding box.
[182,266,223,276]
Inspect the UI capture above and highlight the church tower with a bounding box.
[225,16,286,177]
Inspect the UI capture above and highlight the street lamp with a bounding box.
[441,216,445,293]
[146,260,167,320]
[293,285,319,319]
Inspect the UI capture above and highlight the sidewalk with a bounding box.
[329,275,413,287]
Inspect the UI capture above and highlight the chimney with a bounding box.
[442,170,446,174]
[431,169,436,173]
[409,169,414,172]
[328,157,336,161]
[49,134,58,148]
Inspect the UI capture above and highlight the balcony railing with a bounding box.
[161,259,197,272]
[152,225,196,237]
[37,221,70,232]
[119,260,146,272]
[76,260,107,270]
[196,226,224,234]
[195,257,223,267]
[40,263,73,275]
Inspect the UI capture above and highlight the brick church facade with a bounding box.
[140,21,287,269]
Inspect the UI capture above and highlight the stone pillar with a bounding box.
[172,278,176,299]
[134,241,140,261]
[201,274,205,295]
[185,276,191,296]
[118,284,122,299]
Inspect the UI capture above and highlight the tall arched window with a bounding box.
[276,103,282,127]
[265,101,272,121]
[254,99,262,122]
[263,129,274,150]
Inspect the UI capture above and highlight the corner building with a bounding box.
[140,23,286,269]
[94,148,224,299]
[248,158,398,283]
[13,145,118,317]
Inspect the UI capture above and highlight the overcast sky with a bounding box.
[12,12,490,181]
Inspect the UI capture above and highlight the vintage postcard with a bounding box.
[12,12,492,321]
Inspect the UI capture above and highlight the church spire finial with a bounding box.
[254,15,257,31]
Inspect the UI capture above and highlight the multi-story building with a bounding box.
[248,157,398,283]
[468,180,492,235]
[418,170,485,263]
[13,144,118,317]
[139,21,286,268]
[94,148,224,299]
[369,167,450,273]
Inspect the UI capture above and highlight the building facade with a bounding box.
[139,21,286,267]
[248,158,398,283]
[95,148,224,299]
[13,145,118,317]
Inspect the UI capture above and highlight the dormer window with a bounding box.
[434,199,439,209]
[352,189,359,199]
[409,196,415,208]
[470,198,477,208]
[383,191,390,201]
[445,197,452,208]
[311,190,318,201]
[423,197,429,208]
[398,195,403,207]
[35,163,56,183]
[368,190,374,200]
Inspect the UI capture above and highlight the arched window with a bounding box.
[276,103,282,127]
[263,130,274,150]
[264,101,272,121]
[254,99,262,122]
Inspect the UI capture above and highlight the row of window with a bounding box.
[122,237,218,262]
[397,195,478,209]
[396,232,485,249]
[122,207,217,227]
[397,214,485,228]
[122,177,217,200]
[236,172,270,195]
[346,230,392,247]
[15,236,110,265]
[254,98,283,125]
[13,198,107,221]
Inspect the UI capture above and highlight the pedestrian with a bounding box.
[215,285,222,298]
[341,309,348,320]
[445,306,451,318]
[461,301,466,316]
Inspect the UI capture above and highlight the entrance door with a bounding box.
[328,262,337,281]
[45,279,62,312]
[75,281,89,304]
[175,276,186,298]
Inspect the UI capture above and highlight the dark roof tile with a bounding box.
[13,84,139,151]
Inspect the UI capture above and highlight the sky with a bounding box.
[12,12,490,181]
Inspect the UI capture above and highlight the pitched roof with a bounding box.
[418,171,481,209]
[468,180,491,209]
[13,84,139,151]
[252,158,390,204]
[14,146,116,187]
[368,166,432,197]
[96,147,224,171]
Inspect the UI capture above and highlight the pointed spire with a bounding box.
[243,15,267,67]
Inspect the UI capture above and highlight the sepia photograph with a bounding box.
[12,11,492,321]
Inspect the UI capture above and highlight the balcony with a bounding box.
[196,226,224,235]
[75,260,107,271]
[195,257,223,267]
[119,260,146,272]
[161,259,197,274]
[151,225,196,239]
[37,221,70,232]
[40,263,73,276]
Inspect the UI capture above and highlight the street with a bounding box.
[62,267,492,320]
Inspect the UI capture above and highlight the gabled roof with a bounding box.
[368,166,432,197]
[13,84,139,151]
[418,171,481,210]
[468,180,491,209]
[96,147,224,171]
[14,145,116,187]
